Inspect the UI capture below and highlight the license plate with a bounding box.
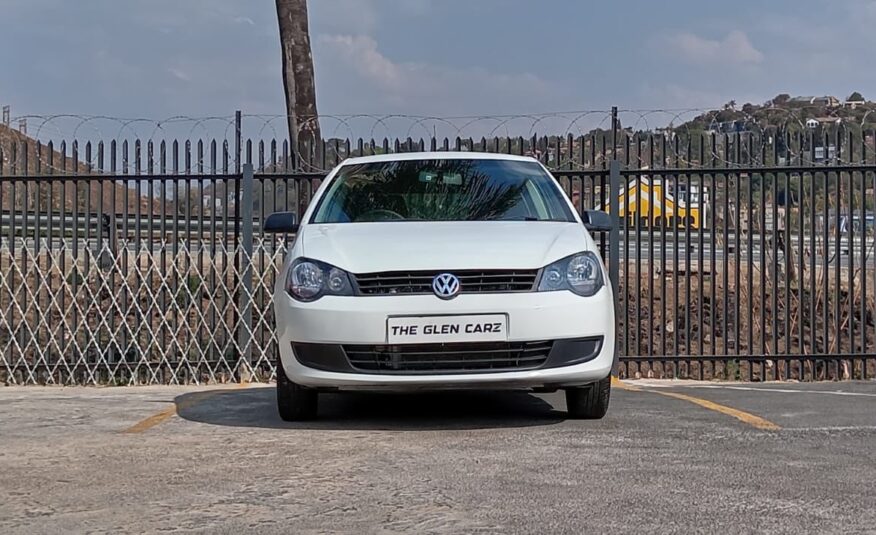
[387,314,508,344]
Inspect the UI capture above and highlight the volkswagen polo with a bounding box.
[266,152,615,421]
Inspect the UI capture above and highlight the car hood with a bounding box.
[298,221,593,273]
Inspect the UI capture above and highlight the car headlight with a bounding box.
[286,258,354,302]
[537,252,604,297]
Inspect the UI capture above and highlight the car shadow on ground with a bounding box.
[175,387,567,431]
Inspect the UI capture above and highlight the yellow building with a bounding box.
[602,177,707,230]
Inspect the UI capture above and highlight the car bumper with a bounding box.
[274,288,615,390]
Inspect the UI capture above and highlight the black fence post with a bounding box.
[609,106,622,373]
[238,163,254,382]
[99,213,116,270]
[235,111,242,175]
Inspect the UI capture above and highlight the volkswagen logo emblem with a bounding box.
[432,273,461,299]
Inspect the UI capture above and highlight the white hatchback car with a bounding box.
[266,152,615,421]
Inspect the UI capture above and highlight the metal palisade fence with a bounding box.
[1,108,875,384]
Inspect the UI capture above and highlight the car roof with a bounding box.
[338,151,540,166]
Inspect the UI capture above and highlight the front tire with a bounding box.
[565,376,611,420]
[277,359,318,421]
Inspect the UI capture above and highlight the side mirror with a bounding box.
[263,211,299,234]
[583,210,613,232]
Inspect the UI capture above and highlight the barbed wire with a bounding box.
[2,105,876,174]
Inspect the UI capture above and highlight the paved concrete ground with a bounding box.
[1,380,875,534]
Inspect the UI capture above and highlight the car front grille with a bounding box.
[352,269,539,295]
[343,340,553,374]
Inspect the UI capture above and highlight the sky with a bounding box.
[2,0,876,138]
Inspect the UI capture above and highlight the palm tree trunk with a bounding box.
[276,0,321,168]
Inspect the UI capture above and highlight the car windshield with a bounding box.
[311,158,575,223]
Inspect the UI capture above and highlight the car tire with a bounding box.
[277,358,318,421]
[565,375,611,420]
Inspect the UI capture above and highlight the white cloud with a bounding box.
[318,34,403,89]
[310,0,380,35]
[168,67,192,82]
[310,0,432,34]
[852,0,876,19]
[316,34,555,115]
[663,30,764,65]
[232,16,256,26]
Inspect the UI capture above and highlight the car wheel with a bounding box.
[565,375,611,420]
[277,358,318,421]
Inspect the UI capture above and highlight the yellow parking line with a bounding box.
[123,382,252,434]
[654,390,781,431]
[612,377,780,431]
[611,376,641,391]
[123,405,178,434]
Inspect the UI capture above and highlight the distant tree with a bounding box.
[742,103,756,114]
[772,93,791,106]
[848,91,865,102]
[723,100,737,111]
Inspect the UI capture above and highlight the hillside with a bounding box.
[672,93,876,137]
[0,123,158,214]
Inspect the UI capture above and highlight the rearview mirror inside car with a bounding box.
[582,210,613,232]
[263,211,299,234]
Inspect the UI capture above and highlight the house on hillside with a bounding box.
[788,96,841,108]
[815,96,841,107]
[814,145,837,162]
[706,120,749,134]
[844,93,867,109]
[807,117,842,129]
